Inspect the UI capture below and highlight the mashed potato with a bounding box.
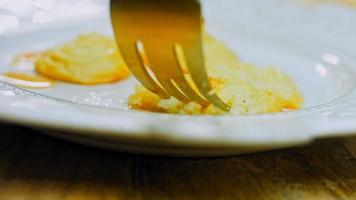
[35,33,130,84]
[128,34,303,115]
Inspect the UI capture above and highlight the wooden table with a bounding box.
[0,123,355,200]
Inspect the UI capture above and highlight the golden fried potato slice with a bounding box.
[35,33,130,84]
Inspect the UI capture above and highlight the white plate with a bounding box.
[0,0,356,156]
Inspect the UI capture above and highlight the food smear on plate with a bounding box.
[128,34,304,115]
[35,33,130,85]
[0,72,55,89]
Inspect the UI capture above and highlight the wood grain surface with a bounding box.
[0,123,355,200]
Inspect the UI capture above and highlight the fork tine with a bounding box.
[140,41,193,102]
[159,79,191,103]
[181,42,231,111]
[125,40,197,103]
[111,1,170,99]
[134,41,170,98]
[122,42,171,98]
[141,40,211,105]
[172,77,209,106]
[173,44,210,106]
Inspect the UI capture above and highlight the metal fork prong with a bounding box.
[127,41,191,102]
[111,2,170,99]
[173,44,210,106]
[133,41,171,98]
[181,43,231,111]
[172,77,209,107]
[159,79,191,103]
[137,41,193,103]
[142,45,207,105]
[135,41,207,105]
[140,40,198,103]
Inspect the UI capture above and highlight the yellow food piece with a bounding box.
[128,34,304,115]
[0,72,55,89]
[35,33,130,84]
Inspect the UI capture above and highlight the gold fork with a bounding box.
[110,0,230,111]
